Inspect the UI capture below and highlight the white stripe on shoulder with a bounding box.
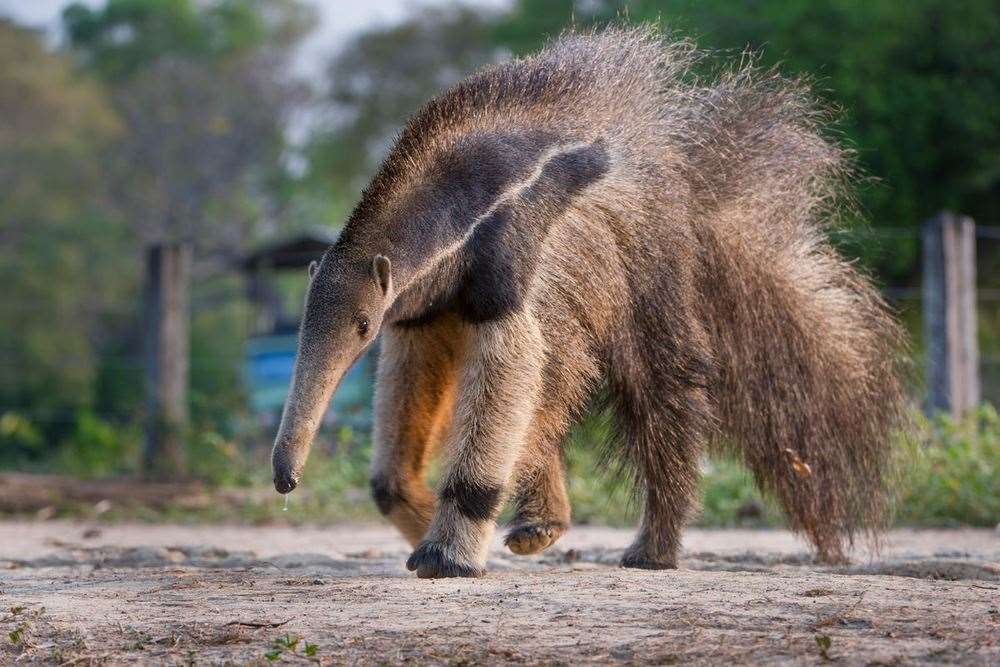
[401,140,594,290]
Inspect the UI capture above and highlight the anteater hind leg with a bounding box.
[505,444,571,555]
[370,316,463,547]
[406,311,544,578]
[611,336,713,569]
[617,401,707,569]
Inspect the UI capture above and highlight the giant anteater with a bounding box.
[271,27,907,577]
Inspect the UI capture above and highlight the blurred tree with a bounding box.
[61,0,313,477]
[63,0,267,81]
[63,0,312,251]
[62,0,313,73]
[0,19,125,459]
[490,0,1000,279]
[305,6,501,207]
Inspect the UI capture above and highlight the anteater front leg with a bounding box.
[370,316,463,546]
[406,311,544,578]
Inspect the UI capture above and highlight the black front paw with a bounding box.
[406,541,485,579]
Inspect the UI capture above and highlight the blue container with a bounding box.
[244,334,374,427]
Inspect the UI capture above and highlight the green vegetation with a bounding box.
[563,405,1000,528]
[896,405,1000,526]
[4,407,995,529]
[0,0,997,528]
[263,633,318,662]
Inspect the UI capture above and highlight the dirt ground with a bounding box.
[1,521,997,665]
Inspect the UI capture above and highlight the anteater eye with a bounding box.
[356,315,370,337]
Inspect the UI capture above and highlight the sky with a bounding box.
[0,0,509,79]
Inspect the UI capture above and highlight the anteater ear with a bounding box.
[372,255,392,296]
[307,260,318,279]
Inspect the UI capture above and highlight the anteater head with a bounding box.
[270,30,620,494]
[269,133,612,494]
[271,251,392,494]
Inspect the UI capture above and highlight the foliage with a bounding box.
[185,427,247,486]
[16,406,994,531]
[0,19,133,444]
[0,412,45,468]
[562,406,998,528]
[188,287,253,431]
[562,413,635,526]
[1,2,312,479]
[61,0,311,479]
[896,405,1000,526]
[303,5,499,213]
[285,426,376,519]
[698,458,782,527]
[62,0,311,81]
[55,411,140,477]
[263,633,318,662]
[815,634,833,660]
[64,0,309,248]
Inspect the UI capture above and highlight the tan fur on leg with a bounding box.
[506,438,570,555]
[371,315,465,546]
[407,310,545,577]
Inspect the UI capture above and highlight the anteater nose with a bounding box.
[274,473,298,494]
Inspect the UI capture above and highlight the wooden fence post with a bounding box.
[922,212,979,417]
[143,242,192,478]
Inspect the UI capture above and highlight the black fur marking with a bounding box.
[537,139,611,198]
[434,132,555,232]
[620,554,678,570]
[372,132,561,326]
[406,540,485,578]
[341,131,557,263]
[454,206,528,322]
[455,139,611,323]
[369,476,399,516]
[382,136,610,326]
[392,305,451,329]
[441,478,503,522]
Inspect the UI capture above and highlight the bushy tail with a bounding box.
[684,61,910,561]
[703,233,908,560]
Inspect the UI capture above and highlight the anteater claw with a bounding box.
[406,541,485,578]
[620,550,677,570]
[504,521,566,555]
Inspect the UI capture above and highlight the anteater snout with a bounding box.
[273,471,298,494]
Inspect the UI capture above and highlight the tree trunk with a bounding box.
[143,242,192,478]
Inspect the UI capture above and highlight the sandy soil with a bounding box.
[1,521,997,665]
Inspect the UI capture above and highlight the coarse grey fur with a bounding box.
[271,26,908,577]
